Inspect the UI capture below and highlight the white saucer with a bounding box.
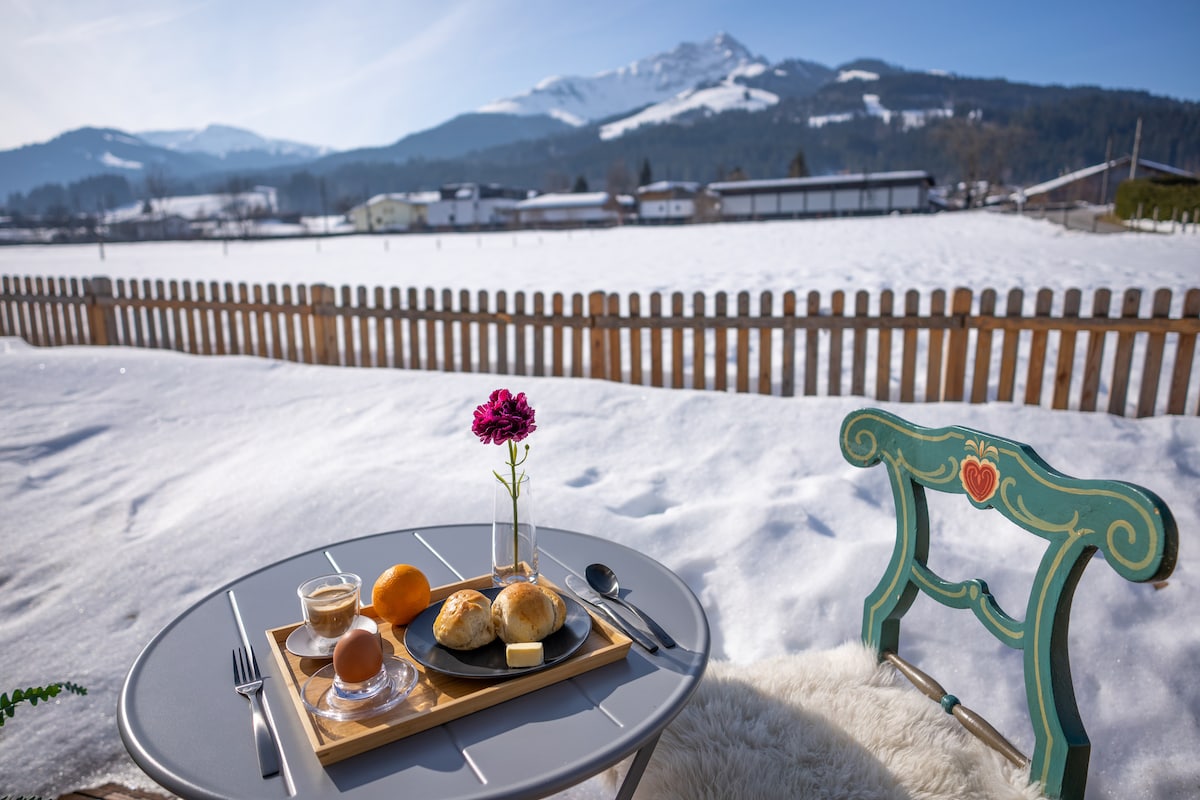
[285,615,379,658]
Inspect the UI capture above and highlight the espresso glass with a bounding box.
[297,573,361,654]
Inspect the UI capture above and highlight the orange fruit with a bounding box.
[371,564,431,626]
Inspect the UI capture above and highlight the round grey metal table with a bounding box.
[118,524,710,799]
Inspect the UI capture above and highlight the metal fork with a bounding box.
[232,647,280,777]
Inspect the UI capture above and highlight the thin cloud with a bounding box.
[242,5,480,124]
[20,5,201,46]
[328,6,479,94]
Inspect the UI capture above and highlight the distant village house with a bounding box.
[514,192,634,227]
[636,181,705,223]
[425,183,529,230]
[348,192,435,233]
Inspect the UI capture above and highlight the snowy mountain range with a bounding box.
[0,33,957,198]
[0,124,337,200]
[472,34,956,141]
[3,32,1195,204]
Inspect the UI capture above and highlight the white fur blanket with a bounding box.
[614,642,1046,800]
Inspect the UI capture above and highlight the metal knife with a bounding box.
[565,574,659,653]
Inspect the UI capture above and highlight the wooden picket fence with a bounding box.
[3,274,1199,417]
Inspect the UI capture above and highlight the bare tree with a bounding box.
[606,159,634,195]
[222,176,255,237]
[932,117,1021,206]
[694,188,720,221]
[143,165,171,239]
[542,170,572,193]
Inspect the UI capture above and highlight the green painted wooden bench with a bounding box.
[840,408,1178,800]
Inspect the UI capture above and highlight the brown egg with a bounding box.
[332,628,383,683]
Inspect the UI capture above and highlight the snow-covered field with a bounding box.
[4,211,1197,296]
[2,212,1198,799]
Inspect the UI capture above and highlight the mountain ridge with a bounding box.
[135,123,334,160]
[477,32,765,125]
[4,32,1198,212]
[0,32,893,198]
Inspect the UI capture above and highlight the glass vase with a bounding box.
[492,474,537,585]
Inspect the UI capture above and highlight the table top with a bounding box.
[118,525,710,800]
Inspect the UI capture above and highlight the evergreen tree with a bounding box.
[639,158,653,186]
[572,175,589,192]
[788,148,810,178]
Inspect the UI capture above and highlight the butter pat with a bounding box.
[506,642,544,668]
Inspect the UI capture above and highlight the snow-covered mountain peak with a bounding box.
[478,32,766,126]
[136,124,333,159]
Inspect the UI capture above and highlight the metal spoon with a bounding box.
[585,563,676,648]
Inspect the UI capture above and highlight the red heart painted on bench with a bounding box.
[961,456,999,504]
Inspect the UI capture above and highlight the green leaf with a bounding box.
[0,682,86,727]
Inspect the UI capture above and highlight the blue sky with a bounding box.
[2,0,1197,152]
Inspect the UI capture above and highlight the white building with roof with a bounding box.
[104,186,278,226]
[636,181,703,222]
[514,192,632,227]
[348,192,436,233]
[425,183,528,229]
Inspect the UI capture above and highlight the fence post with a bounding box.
[86,275,117,345]
[607,293,623,384]
[1107,289,1142,416]
[943,288,973,401]
[311,283,338,365]
[310,283,327,364]
[588,291,607,380]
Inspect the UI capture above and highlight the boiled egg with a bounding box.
[332,628,383,683]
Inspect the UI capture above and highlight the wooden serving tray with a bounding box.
[266,574,632,765]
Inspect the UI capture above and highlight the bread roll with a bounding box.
[544,587,566,633]
[492,583,565,643]
[433,589,496,650]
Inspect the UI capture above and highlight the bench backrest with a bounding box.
[840,408,1178,800]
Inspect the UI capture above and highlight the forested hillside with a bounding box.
[6,74,1198,219]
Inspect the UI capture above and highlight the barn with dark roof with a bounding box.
[708,170,935,220]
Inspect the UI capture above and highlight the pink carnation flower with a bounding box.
[472,389,537,445]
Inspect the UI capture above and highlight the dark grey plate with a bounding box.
[403,586,591,679]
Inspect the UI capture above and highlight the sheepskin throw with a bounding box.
[618,642,1046,800]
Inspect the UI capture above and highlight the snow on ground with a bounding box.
[3,211,1197,298]
[1,212,1198,799]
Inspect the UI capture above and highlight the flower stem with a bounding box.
[492,442,530,579]
[508,440,520,573]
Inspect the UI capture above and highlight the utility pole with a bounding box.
[1129,117,1143,181]
[319,178,329,236]
[1099,136,1113,205]
[95,200,105,261]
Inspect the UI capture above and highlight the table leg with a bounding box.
[614,731,661,800]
